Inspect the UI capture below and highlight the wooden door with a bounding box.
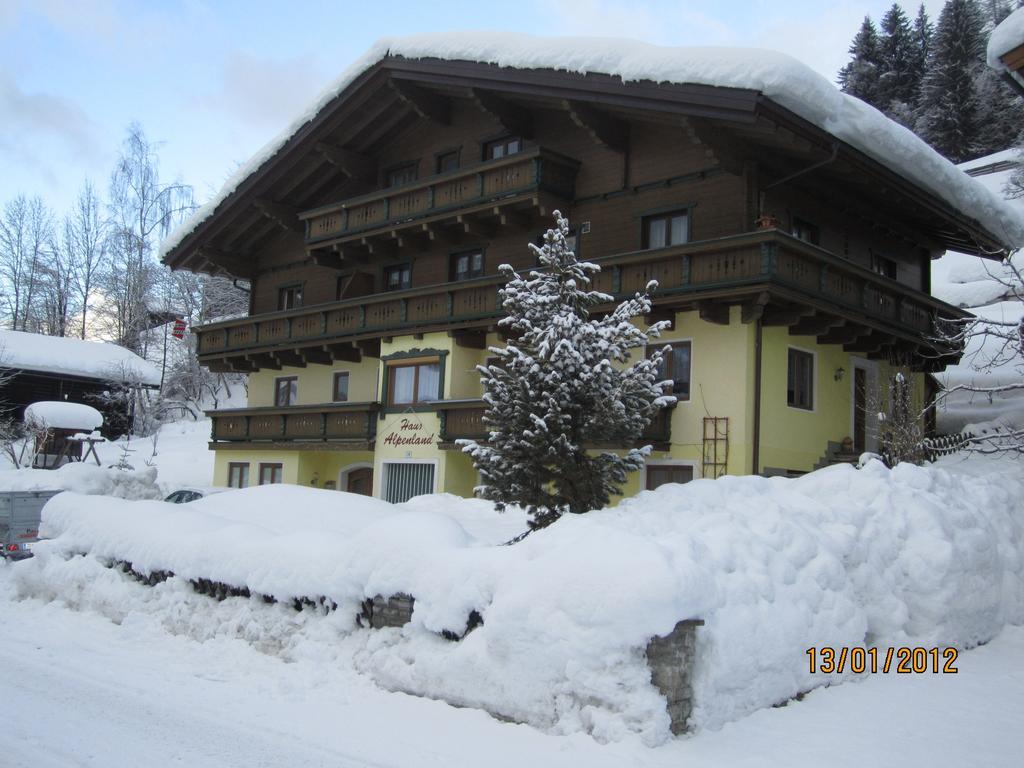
[346,467,373,496]
[854,367,867,453]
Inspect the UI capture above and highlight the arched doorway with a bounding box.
[339,463,373,496]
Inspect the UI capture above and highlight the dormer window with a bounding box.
[484,136,522,160]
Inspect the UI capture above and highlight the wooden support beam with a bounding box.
[449,329,487,349]
[300,347,334,366]
[245,354,280,371]
[196,247,255,279]
[761,305,815,327]
[820,324,869,345]
[388,79,451,124]
[314,142,374,179]
[457,214,495,238]
[326,342,362,363]
[360,237,397,258]
[470,88,532,138]
[697,301,730,326]
[310,249,345,270]
[683,117,746,175]
[254,198,303,234]
[494,207,531,230]
[740,292,770,324]
[645,307,676,331]
[356,338,382,359]
[562,100,628,154]
[273,350,307,369]
[791,314,845,337]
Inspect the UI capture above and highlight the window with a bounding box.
[274,376,297,407]
[645,464,694,491]
[870,252,897,279]
[333,371,350,402]
[278,284,303,311]
[651,341,691,400]
[384,264,411,292]
[386,163,417,187]
[450,250,484,281]
[259,463,283,485]
[643,210,689,249]
[787,348,814,410]
[228,462,250,489]
[484,136,522,160]
[388,360,441,405]
[436,150,460,174]
[791,217,820,246]
[382,462,435,503]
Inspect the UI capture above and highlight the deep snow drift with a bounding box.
[11,454,1024,744]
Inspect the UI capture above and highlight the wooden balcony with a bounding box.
[438,401,673,447]
[195,229,969,372]
[207,402,380,446]
[300,147,579,249]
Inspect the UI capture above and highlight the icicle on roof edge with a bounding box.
[160,32,1024,259]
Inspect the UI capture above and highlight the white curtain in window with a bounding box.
[392,366,415,404]
[671,214,688,245]
[417,363,440,402]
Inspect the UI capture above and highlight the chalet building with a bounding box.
[161,37,1022,502]
[989,6,1024,97]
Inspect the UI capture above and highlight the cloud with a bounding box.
[195,49,329,132]
[0,70,102,162]
[539,0,734,46]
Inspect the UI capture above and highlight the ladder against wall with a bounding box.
[702,417,728,479]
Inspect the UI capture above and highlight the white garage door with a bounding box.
[382,462,435,504]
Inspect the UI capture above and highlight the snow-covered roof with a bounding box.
[25,401,104,430]
[958,148,1021,175]
[988,6,1024,70]
[161,33,1024,260]
[0,330,161,386]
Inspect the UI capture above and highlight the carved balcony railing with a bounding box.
[301,147,579,247]
[195,229,969,368]
[207,402,381,444]
[438,401,674,447]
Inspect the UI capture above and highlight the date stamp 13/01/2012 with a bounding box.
[806,646,959,674]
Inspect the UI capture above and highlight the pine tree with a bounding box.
[838,16,884,106]
[878,4,918,114]
[910,4,933,100]
[461,212,674,531]
[915,0,987,162]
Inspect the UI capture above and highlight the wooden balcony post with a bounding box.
[476,172,484,197]
[446,291,454,317]
[760,241,777,275]
[612,265,622,295]
[681,255,691,286]
[400,299,407,323]
[819,265,829,294]
[244,415,250,438]
[427,184,435,210]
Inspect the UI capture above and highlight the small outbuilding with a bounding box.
[0,330,161,437]
[24,401,105,468]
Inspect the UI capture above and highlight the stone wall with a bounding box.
[645,619,704,735]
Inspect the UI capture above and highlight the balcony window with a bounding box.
[227,462,250,489]
[650,341,691,400]
[871,252,898,279]
[436,150,460,174]
[278,284,303,311]
[791,217,820,246]
[450,250,484,281]
[388,360,441,405]
[259,463,283,485]
[787,348,814,410]
[386,162,417,187]
[333,371,350,402]
[384,263,411,292]
[484,136,522,160]
[643,210,689,249]
[274,376,297,407]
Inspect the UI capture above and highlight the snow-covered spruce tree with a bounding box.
[838,16,884,107]
[460,213,675,531]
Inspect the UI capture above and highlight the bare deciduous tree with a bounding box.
[0,195,55,331]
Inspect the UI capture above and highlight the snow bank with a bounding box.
[988,6,1024,70]
[0,329,160,386]
[161,33,1024,261]
[24,401,103,430]
[0,463,160,500]
[12,456,1024,743]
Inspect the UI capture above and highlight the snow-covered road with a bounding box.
[2,570,1023,768]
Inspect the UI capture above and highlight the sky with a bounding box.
[0,0,951,217]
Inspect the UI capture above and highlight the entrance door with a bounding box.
[854,367,867,453]
[346,467,373,496]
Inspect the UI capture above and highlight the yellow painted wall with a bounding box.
[248,357,381,407]
[212,449,301,487]
[213,449,376,490]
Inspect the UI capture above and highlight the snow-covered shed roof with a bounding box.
[24,401,104,430]
[161,33,1024,263]
[988,6,1024,70]
[0,330,161,387]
